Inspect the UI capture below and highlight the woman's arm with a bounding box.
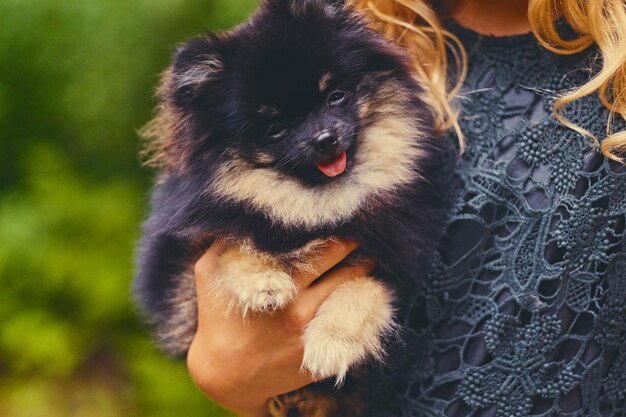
[187,239,373,417]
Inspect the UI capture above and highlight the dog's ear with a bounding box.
[169,34,225,106]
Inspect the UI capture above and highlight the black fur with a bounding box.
[135,0,451,415]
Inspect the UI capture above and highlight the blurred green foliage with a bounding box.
[0,0,257,415]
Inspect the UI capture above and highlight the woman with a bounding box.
[187,0,626,416]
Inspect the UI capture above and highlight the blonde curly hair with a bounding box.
[351,0,626,162]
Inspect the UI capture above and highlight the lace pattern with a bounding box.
[371,23,626,417]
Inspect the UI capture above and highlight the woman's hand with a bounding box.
[187,239,374,417]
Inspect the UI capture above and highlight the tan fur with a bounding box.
[175,56,223,91]
[252,152,277,164]
[210,80,424,231]
[269,389,340,417]
[301,277,395,384]
[139,69,180,169]
[319,71,333,92]
[234,237,327,274]
[211,243,297,315]
[276,238,332,275]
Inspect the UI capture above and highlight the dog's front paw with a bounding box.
[214,246,297,315]
[301,277,395,385]
[234,269,297,313]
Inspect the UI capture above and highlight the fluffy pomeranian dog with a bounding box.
[135,0,451,415]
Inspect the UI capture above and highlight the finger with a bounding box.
[193,241,229,319]
[292,238,358,288]
[194,240,226,288]
[294,258,376,318]
[306,258,375,299]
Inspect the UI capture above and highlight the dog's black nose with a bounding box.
[312,131,339,157]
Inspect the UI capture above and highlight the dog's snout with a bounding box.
[312,131,339,156]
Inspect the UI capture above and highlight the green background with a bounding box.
[0,0,257,415]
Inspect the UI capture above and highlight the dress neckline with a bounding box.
[443,17,539,50]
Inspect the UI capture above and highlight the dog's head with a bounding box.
[151,0,437,229]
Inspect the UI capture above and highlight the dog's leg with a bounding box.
[269,388,337,417]
[269,382,365,417]
[301,277,395,384]
[213,244,297,315]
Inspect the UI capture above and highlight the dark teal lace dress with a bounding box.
[370,21,626,417]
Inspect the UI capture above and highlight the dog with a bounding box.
[134,0,451,415]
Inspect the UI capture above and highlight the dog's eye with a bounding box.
[265,124,288,142]
[173,85,195,105]
[327,90,346,106]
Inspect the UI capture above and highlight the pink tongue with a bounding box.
[316,151,347,177]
